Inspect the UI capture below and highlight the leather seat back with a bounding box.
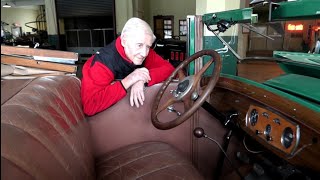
[1,76,95,180]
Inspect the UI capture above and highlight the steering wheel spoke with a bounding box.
[182,96,194,110]
[177,69,186,81]
[193,59,214,85]
[156,97,179,115]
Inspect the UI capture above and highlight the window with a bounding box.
[164,19,173,39]
[179,20,187,36]
[154,15,174,39]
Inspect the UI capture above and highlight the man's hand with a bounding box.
[121,68,150,89]
[130,80,145,108]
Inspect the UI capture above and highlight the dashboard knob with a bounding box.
[193,127,205,138]
[266,135,273,141]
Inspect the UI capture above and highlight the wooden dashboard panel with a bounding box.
[245,105,300,155]
[208,77,320,172]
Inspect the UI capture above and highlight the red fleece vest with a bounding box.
[91,40,144,80]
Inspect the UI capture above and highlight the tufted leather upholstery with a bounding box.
[1,76,203,180]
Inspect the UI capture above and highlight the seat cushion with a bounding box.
[95,141,204,180]
[1,79,32,105]
[1,76,95,180]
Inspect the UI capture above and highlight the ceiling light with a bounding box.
[3,3,11,8]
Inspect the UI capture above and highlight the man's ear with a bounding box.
[121,35,127,47]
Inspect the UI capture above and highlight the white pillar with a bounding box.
[115,0,133,35]
[44,0,58,35]
[44,0,59,48]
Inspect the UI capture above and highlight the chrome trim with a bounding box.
[291,125,300,155]
[173,75,194,100]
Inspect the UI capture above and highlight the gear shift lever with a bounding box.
[194,127,225,149]
[193,127,206,138]
[193,127,245,180]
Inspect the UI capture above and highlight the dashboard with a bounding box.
[210,76,320,172]
[246,105,300,156]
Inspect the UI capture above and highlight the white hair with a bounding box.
[121,17,156,42]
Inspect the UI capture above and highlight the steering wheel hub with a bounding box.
[177,80,189,92]
[173,76,194,100]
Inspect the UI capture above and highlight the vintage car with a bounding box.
[2,50,319,180]
[1,1,320,180]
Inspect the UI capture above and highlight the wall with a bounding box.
[146,0,196,38]
[115,0,195,39]
[237,0,249,58]
[283,20,319,52]
[115,0,133,35]
[132,0,145,19]
[1,7,40,35]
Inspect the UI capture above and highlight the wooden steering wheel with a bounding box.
[151,49,222,130]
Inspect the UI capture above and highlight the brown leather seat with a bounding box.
[1,76,203,180]
[96,141,202,180]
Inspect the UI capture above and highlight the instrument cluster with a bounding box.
[246,105,300,155]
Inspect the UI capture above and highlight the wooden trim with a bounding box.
[1,56,77,73]
[1,45,78,60]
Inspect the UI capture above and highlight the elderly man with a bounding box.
[81,17,175,116]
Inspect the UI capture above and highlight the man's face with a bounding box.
[122,32,153,65]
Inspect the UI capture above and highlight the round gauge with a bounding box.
[281,127,294,149]
[265,124,272,136]
[249,109,258,126]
